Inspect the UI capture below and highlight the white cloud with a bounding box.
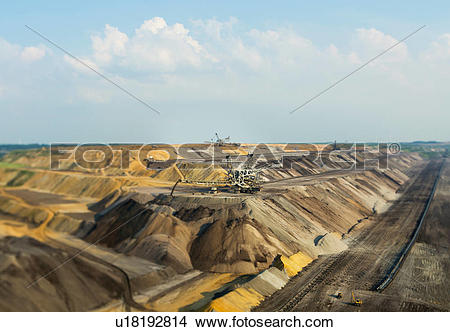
[227,39,263,70]
[90,17,216,72]
[326,43,339,57]
[0,39,46,63]
[56,20,450,123]
[63,54,100,74]
[91,24,128,64]
[0,38,20,61]
[355,28,408,63]
[136,16,168,35]
[191,17,238,40]
[246,28,317,69]
[347,51,361,65]
[421,33,450,62]
[20,46,46,62]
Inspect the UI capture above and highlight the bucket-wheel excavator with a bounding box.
[169,158,261,196]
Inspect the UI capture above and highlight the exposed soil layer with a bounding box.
[0,236,122,311]
[5,189,77,205]
[85,161,412,275]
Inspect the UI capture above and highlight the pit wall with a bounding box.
[0,193,89,235]
[0,168,121,199]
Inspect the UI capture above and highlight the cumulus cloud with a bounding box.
[0,38,46,63]
[80,20,413,78]
[421,33,450,62]
[355,28,408,63]
[191,17,238,40]
[90,17,216,72]
[247,28,318,70]
[91,24,128,64]
[20,46,46,62]
[0,38,20,62]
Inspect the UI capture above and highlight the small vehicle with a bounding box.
[352,291,362,306]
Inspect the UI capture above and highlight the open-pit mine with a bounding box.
[0,143,448,312]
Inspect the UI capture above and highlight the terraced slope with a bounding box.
[0,147,425,311]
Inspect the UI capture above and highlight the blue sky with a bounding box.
[0,1,449,143]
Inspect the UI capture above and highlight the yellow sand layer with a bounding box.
[281,251,313,277]
[207,251,313,312]
[207,287,264,312]
[0,219,33,238]
[146,273,237,312]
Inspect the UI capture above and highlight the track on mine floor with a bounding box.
[254,159,445,312]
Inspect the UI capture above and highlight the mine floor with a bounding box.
[255,158,449,311]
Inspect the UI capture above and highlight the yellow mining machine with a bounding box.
[351,291,362,306]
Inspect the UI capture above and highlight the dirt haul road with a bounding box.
[255,159,446,312]
[383,157,449,311]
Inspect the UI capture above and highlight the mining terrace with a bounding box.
[0,144,448,311]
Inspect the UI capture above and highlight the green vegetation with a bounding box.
[417,151,444,159]
[400,143,449,159]
[3,149,31,162]
[6,170,35,187]
[0,147,48,166]
[0,162,27,169]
